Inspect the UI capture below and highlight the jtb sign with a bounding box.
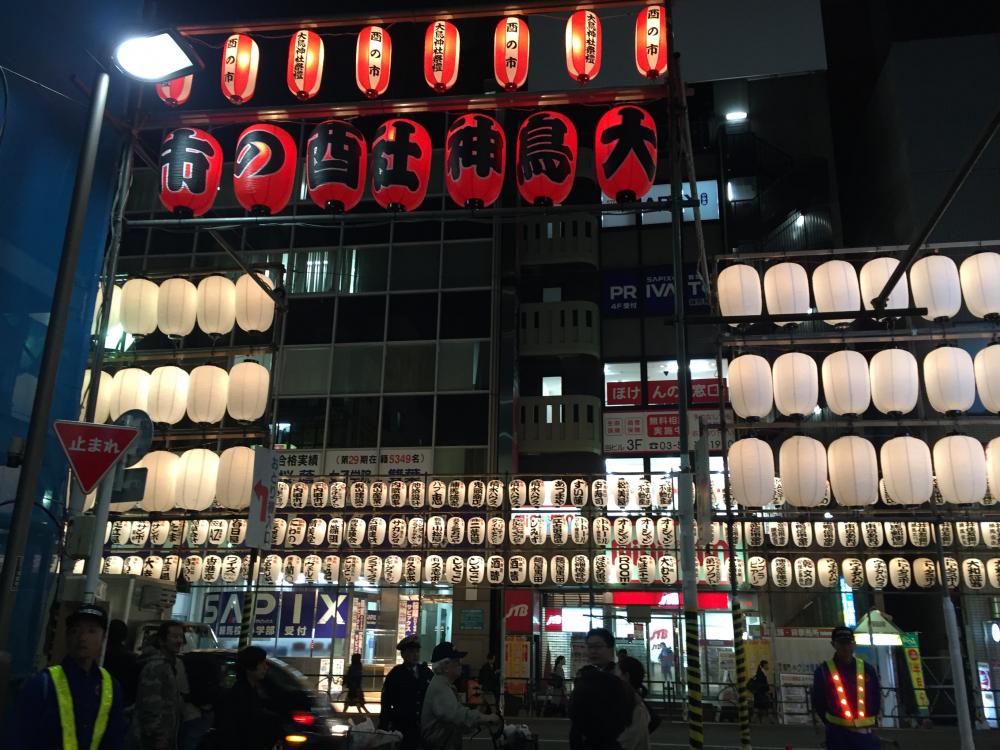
[603,265,708,316]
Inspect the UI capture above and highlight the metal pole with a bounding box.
[82,462,123,603]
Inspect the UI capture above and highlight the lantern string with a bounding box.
[0,64,85,108]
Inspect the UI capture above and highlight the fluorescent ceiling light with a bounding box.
[114,32,195,82]
[795,214,806,228]
[724,110,748,122]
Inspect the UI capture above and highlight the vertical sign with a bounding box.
[246,448,278,549]
[900,632,930,714]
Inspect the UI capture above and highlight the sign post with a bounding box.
[240,448,278,648]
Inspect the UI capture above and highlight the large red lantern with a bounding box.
[424,20,460,93]
[156,75,193,107]
[287,29,324,100]
[221,34,259,104]
[516,111,577,206]
[159,128,222,217]
[371,119,432,212]
[636,6,668,79]
[565,10,601,83]
[595,105,658,202]
[356,26,391,99]
[494,17,529,91]
[233,124,297,215]
[306,120,367,212]
[445,114,506,208]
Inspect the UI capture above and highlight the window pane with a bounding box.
[440,291,491,338]
[336,296,386,343]
[435,394,489,446]
[604,362,641,406]
[434,447,488,474]
[336,246,388,293]
[384,344,435,392]
[278,347,330,395]
[381,396,434,447]
[390,244,440,290]
[274,398,327,449]
[328,397,380,448]
[331,345,383,394]
[287,249,335,294]
[437,342,490,391]
[442,241,491,287]
[387,294,438,341]
[284,298,334,345]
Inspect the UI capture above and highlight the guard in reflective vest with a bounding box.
[812,626,881,750]
[9,603,125,750]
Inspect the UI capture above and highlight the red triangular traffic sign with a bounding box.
[54,420,140,494]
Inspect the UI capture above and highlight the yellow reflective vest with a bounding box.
[824,657,876,728]
[48,665,114,750]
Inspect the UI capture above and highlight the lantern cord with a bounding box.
[0,64,84,108]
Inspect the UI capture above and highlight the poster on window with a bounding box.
[604,409,732,454]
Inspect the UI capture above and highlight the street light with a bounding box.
[113,31,196,82]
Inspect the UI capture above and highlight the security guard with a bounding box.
[812,626,881,750]
[379,636,433,750]
[10,603,125,749]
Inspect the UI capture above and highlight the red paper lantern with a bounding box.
[159,128,222,217]
[445,114,506,208]
[424,20,460,93]
[565,10,601,83]
[516,111,577,206]
[494,17,529,91]
[595,105,658,202]
[306,120,367,212]
[221,34,259,105]
[635,5,668,79]
[356,25,391,99]
[371,119,432,212]
[287,29,324,100]
[233,124,297,215]
[156,75,193,107]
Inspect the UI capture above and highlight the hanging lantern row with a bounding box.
[728,344,1000,419]
[157,9,669,108]
[718,252,1000,324]
[730,434,1000,508]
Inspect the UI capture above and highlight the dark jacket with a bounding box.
[747,667,771,709]
[104,645,139,707]
[812,658,881,725]
[477,662,500,694]
[568,665,634,750]
[378,662,433,749]
[214,678,281,750]
[346,662,364,697]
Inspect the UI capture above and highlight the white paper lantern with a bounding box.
[196,275,237,336]
[330,481,346,509]
[408,481,425,508]
[654,476,673,509]
[570,478,589,507]
[744,521,765,547]
[729,438,775,507]
[960,252,1000,319]
[400,555,420,584]
[961,558,986,589]
[289,482,308,509]
[879,436,932,505]
[383,480,404,508]
[763,262,809,325]
[956,521,980,547]
[120,278,159,336]
[822,351,870,416]
[613,517,633,547]
[468,480,485,508]
[769,521,789,546]
[547,515,566,546]
[864,558,888,589]
[771,353,818,417]
[813,260,860,326]
[571,554,590,584]
[91,283,123,337]
[215,446,254,509]
[988,438,1000,500]
[235,273,276,332]
[551,555,570,585]
[591,479,607,507]
[858,522,882,549]
[612,555,631,585]
[841,558,865,589]
[129,521,151,547]
[924,347,975,415]
[527,478,545,507]
[407,518,425,546]
[551,479,568,507]
[322,555,341,583]
[487,517,506,545]
[136,451,179,512]
[149,521,170,546]
[908,522,931,547]
[812,522,834,548]
[174,449,218,511]
[815,558,838,588]
[508,555,527,584]
[609,477,628,509]
[486,479,504,508]
[447,517,465,546]
[183,555,204,583]
[444,556,464,585]
[108,520,131,546]
[884,558,910,589]
[592,517,611,546]
[508,479,525,508]
[634,517,655,547]
[742,556,764,587]
[509,516,527,545]
[346,517,367,547]
[793,557,816,588]
[487,556,505,584]
[778,436,826,507]
[157,278,197,338]
[139,555,162,579]
[184,365,229,424]
[80,370,113,424]
[348,481,368,509]
[987,559,1000,588]
[913,558,937,588]
[934,435,987,504]
[525,515,543,546]
[302,554,322,583]
[426,515,446,547]
[343,555,363,584]
[869,349,918,415]
[387,518,407,548]
[269,518,288,546]
[383,555,403,584]
[429,480,447,509]
[530,555,548,585]
[306,518,327,546]
[982,522,1000,549]
[910,255,961,320]
[308,482,328,509]
[884,522,907,548]
[974,345,1000,413]
[468,517,486,545]
[365,555,384,585]
[828,435,878,506]
[198,554,220,583]
[571,516,590,545]
[650,518,671,547]
[227,361,269,422]
[229,519,247,546]
[466,555,485,585]
[944,557,959,589]
[102,556,124,575]
[109,368,150,422]
[593,556,610,584]
[283,518,305,547]
[860,256,909,314]
[718,264,762,324]
[727,355,773,420]
[790,522,813,548]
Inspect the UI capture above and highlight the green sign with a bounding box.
[459,608,485,631]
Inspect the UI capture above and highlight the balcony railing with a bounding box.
[519,301,600,358]
[517,214,599,267]
[517,395,602,454]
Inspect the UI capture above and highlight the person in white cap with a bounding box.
[421,641,499,749]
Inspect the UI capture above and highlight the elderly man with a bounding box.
[421,642,499,749]
[380,636,433,749]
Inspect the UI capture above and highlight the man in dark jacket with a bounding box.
[379,636,433,749]
[130,621,185,750]
[103,619,138,707]
[812,626,881,750]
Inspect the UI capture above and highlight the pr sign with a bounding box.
[603,265,709,317]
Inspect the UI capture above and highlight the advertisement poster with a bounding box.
[779,673,814,724]
[604,408,732,454]
[504,635,531,696]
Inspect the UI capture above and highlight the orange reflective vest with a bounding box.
[824,657,876,728]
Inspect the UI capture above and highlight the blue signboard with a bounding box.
[200,589,348,640]
[602,265,709,317]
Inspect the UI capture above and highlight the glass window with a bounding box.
[442,241,491,287]
[542,287,562,302]
[331,345,383,394]
[336,246,388,293]
[435,394,489,446]
[437,342,489,391]
[286,249,336,294]
[278,347,330,396]
[381,396,434,447]
[604,362,642,406]
[335,296,386,343]
[384,344,436,392]
[390,244,440,290]
[387,294,438,341]
[542,377,562,397]
[433,447,488,474]
[440,291,491,339]
[328,397,380,448]
[284,298,334,345]
[606,457,643,474]
[274,398,327,449]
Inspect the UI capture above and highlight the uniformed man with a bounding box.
[10,603,126,749]
[812,626,881,750]
[379,636,433,749]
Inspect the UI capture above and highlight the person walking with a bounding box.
[103,619,138,709]
[547,655,567,716]
[812,626,881,750]
[345,653,370,713]
[129,621,185,750]
[420,642,499,749]
[477,653,501,711]
[747,659,772,723]
[379,636,433,749]
[214,646,281,750]
[657,644,674,684]
[568,628,636,750]
[9,603,126,749]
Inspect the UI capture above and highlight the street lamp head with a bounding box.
[113,31,196,82]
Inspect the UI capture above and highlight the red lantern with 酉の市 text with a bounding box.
[306,120,367,212]
[516,111,577,206]
[371,119,432,212]
[595,105,658,202]
[233,124,297,215]
[159,127,222,217]
[494,16,528,91]
[446,114,506,208]
[356,25,391,99]
[635,5,668,79]
[221,33,259,104]
[424,20,460,93]
[287,29,324,100]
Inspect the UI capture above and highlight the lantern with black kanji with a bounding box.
[306,120,367,212]
[636,5,668,79]
[516,110,577,206]
[356,25,391,99]
[424,20,460,93]
[595,105,657,202]
[233,124,297,215]
[565,10,601,83]
[371,118,432,211]
[220,33,259,104]
[287,29,324,100]
[445,114,506,208]
[494,17,529,91]
[156,75,193,107]
[159,128,222,217]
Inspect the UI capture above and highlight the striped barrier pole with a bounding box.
[731,601,752,750]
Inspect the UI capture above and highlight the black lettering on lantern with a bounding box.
[373,121,423,191]
[235,129,286,178]
[518,113,573,184]
[600,107,656,179]
[447,115,503,180]
[309,122,363,190]
[161,128,216,195]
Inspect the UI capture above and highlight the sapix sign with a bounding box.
[201,590,348,640]
[603,265,709,317]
